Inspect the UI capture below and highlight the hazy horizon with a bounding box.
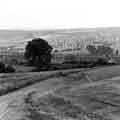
[0,27,120,52]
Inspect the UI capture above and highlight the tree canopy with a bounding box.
[24,38,53,67]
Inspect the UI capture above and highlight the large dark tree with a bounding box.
[24,38,53,67]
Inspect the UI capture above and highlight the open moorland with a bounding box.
[1,28,120,120]
[0,65,120,120]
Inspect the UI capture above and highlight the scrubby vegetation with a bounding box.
[86,44,114,56]
[0,61,15,73]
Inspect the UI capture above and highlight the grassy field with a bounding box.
[1,65,120,119]
[1,65,120,96]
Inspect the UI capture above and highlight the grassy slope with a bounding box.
[1,65,120,119]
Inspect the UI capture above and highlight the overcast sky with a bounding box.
[0,0,120,30]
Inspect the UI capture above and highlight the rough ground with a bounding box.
[1,66,120,120]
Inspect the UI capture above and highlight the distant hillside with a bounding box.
[0,27,120,53]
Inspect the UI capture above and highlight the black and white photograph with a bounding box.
[0,0,120,119]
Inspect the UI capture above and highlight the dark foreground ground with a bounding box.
[1,65,120,120]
